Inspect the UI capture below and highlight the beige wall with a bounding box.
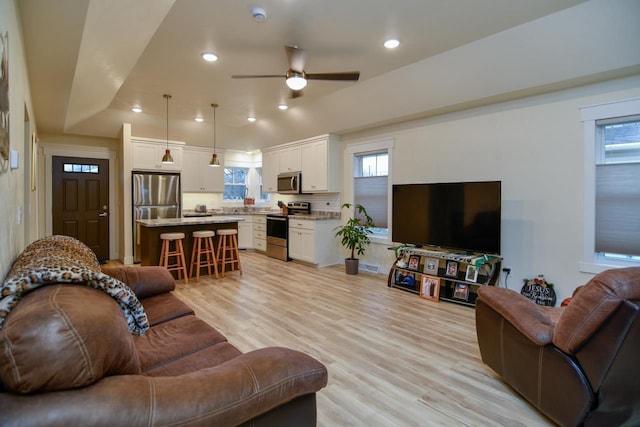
[0,0,37,280]
[341,75,640,303]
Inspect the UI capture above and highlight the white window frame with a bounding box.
[345,139,394,244]
[580,97,640,273]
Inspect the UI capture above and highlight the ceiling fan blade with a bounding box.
[231,74,285,79]
[305,71,360,81]
[290,89,304,99]
[285,45,305,73]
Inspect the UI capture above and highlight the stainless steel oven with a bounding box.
[266,202,311,261]
[266,214,288,261]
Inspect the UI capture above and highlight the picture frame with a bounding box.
[423,257,439,275]
[408,255,420,271]
[465,265,478,282]
[420,275,440,302]
[453,283,470,301]
[445,261,458,277]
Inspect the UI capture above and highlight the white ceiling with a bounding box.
[18,0,621,152]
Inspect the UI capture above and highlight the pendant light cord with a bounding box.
[164,94,171,149]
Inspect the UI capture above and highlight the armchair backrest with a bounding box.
[553,267,640,355]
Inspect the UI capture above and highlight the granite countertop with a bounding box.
[137,216,245,227]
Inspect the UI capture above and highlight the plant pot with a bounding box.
[345,258,359,275]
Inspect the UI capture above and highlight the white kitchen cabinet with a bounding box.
[300,135,341,193]
[288,218,340,267]
[278,145,301,173]
[132,139,183,172]
[238,217,253,249]
[182,146,224,192]
[253,215,266,252]
[262,150,278,193]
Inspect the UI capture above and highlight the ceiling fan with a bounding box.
[231,45,360,98]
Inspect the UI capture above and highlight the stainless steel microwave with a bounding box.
[277,171,301,194]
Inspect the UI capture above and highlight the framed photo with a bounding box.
[423,257,439,275]
[394,270,417,288]
[453,283,470,301]
[408,255,420,271]
[445,261,458,277]
[420,275,440,302]
[465,265,478,282]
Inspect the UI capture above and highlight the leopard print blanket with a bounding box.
[0,235,149,335]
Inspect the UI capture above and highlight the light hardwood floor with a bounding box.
[167,251,554,427]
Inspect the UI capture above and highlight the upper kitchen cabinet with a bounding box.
[278,145,301,173]
[300,134,342,193]
[262,134,341,194]
[182,146,224,193]
[132,138,184,172]
[262,150,278,193]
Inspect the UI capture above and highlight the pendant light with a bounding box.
[209,103,221,167]
[161,94,174,164]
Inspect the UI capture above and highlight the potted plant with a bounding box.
[335,203,375,275]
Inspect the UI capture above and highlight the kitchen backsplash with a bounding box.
[182,192,342,214]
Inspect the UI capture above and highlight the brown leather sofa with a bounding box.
[475,267,640,427]
[0,259,327,426]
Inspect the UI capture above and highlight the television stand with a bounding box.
[387,246,502,307]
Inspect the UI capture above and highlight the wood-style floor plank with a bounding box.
[169,251,554,427]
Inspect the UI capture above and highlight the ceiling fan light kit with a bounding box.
[285,70,307,90]
[161,94,174,164]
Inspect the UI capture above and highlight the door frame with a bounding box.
[44,144,118,260]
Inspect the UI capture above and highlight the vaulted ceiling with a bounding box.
[19,0,637,152]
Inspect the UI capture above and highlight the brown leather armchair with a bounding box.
[475,267,640,427]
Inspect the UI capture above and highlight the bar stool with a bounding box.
[189,230,219,281]
[159,232,188,283]
[216,229,242,277]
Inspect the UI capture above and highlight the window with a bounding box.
[595,117,640,262]
[256,167,270,202]
[347,139,394,241]
[581,98,640,272]
[223,167,248,200]
[63,163,99,173]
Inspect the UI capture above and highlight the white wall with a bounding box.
[342,75,640,303]
[0,0,37,281]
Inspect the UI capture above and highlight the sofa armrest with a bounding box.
[0,347,328,427]
[477,286,562,345]
[101,266,175,298]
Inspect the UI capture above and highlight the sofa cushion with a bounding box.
[135,314,228,373]
[140,293,194,327]
[144,341,243,377]
[101,266,176,298]
[0,285,141,394]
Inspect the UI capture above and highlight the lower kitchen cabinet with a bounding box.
[253,215,266,252]
[288,218,339,267]
[238,218,253,249]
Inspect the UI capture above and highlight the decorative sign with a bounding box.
[521,275,556,306]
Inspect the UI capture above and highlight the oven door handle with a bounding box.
[268,216,288,222]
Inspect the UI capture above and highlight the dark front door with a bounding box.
[52,156,110,261]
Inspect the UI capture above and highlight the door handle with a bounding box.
[99,212,108,217]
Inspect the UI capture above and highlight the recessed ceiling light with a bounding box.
[201,52,218,62]
[251,7,267,22]
[384,39,400,49]
[195,116,204,122]
[278,104,288,110]
[131,107,143,113]
[247,116,256,122]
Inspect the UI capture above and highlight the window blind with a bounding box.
[595,163,640,256]
[354,175,387,228]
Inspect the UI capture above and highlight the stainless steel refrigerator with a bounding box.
[132,172,181,263]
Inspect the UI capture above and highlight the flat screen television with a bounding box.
[392,181,501,254]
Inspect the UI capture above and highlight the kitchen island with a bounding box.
[137,216,244,270]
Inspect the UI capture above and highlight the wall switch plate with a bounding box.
[10,150,19,169]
